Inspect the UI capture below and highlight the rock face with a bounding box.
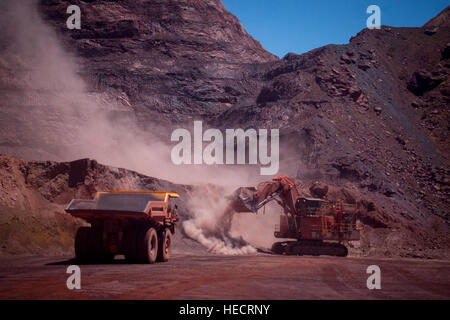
[309,182,329,199]
[40,0,277,123]
[211,7,450,239]
[0,1,449,257]
[0,0,277,160]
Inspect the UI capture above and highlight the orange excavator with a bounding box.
[230,176,360,257]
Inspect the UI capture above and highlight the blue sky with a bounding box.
[222,0,449,58]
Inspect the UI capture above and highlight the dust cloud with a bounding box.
[183,184,285,254]
[0,0,256,186]
[183,184,257,255]
[0,0,278,255]
[230,202,282,249]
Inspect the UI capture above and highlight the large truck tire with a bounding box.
[86,227,113,263]
[95,228,115,263]
[87,227,100,262]
[157,229,172,262]
[123,227,138,263]
[74,227,90,262]
[137,227,158,264]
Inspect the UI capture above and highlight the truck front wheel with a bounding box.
[157,229,172,262]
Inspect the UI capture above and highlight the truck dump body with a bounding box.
[66,191,177,221]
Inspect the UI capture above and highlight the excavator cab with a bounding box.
[295,198,326,216]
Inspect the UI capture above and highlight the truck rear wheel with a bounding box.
[137,227,158,264]
[123,228,138,263]
[157,229,172,262]
[86,228,114,263]
[87,228,101,262]
[75,227,90,262]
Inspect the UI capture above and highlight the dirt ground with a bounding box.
[0,253,449,300]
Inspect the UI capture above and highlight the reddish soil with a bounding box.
[0,254,448,300]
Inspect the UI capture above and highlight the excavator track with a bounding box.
[271,240,348,257]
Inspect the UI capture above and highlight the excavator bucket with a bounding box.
[227,187,259,213]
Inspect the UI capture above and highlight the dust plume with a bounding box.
[230,202,282,249]
[183,184,257,255]
[183,182,287,255]
[0,0,257,186]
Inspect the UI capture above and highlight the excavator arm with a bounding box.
[229,176,301,215]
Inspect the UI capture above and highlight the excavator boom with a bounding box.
[230,176,298,213]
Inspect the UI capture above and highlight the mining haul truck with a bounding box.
[230,176,359,257]
[65,191,179,264]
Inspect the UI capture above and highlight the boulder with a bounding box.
[309,182,329,198]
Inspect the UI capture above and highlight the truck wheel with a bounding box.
[96,229,115,263]
[123,228,138,263]
[87,228,104,263]
[157,229,172,262]
[137,227,158,264]
[75,227,90,262]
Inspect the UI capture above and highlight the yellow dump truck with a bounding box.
[65,191,179,264]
